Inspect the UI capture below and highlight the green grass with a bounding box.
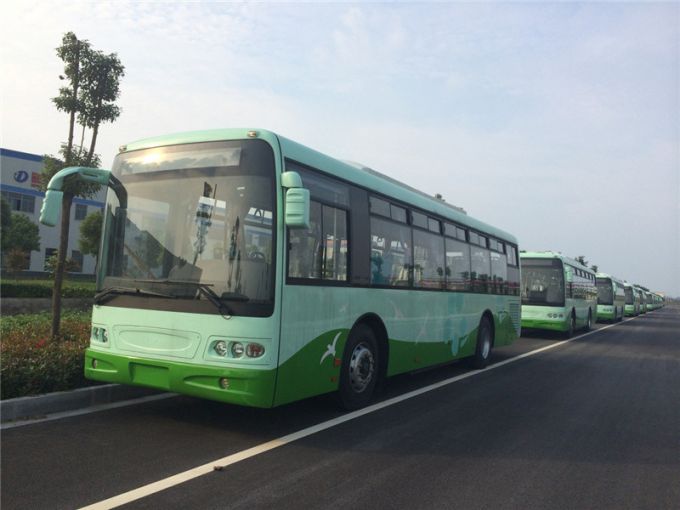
[0,278,96,298]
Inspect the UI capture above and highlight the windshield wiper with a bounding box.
[134,279,234,316]
[94,286,176,305]
[194,284,233,317]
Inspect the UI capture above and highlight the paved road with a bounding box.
[2,308,679,509]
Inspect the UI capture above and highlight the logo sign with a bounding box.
[14,170,29,183]
[31,172,41,188]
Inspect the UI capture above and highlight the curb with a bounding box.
[1,384,165,424]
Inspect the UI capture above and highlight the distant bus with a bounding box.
[624,282,641,316]
[636,286,648,314]
[648,292,664,310]
[520,252,597,337]
[596,273,625,322]
[40,128,521,409]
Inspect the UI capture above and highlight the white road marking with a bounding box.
[1,394,176,430]
[78,318,633,510]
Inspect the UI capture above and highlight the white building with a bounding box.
[1,148,106,275]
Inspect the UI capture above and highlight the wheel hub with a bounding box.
[349,342,375,393]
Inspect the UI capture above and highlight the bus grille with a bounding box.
[509,302,521,334]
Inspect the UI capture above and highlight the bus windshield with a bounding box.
[521,258,565,306]
[625,287,634,304]
[99,139,276,315]
[596,278,613,305]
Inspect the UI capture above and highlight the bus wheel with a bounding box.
[585,310,592,331]
[565,313,575,338]
[469,316,493,369]
[337,324,378,410]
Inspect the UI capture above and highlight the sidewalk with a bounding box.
[1,384,167,425]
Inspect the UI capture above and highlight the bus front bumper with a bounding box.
[84,349,276,408]
[521,319,568,332]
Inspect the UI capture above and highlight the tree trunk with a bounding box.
[78,123,86,159]
[51,192,74,338]
[87,121,100,166]
[66,41,81,165]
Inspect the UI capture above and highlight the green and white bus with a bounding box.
[520,252,597,337]
[40,128,521,409]
[636,286,648,314]
[624,282,641,316]
[596,273,625,322]
[649,292,664,310]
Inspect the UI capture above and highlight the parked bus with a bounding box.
[636,286,648,314]
[520,252,597,337]
[596,273,625,322]
[649,292,664,310]
[624,282,641,316]
[40,128,521,409]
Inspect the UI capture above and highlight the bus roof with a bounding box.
[519,251,595,274]
[596,272,624,285]
[120,128,518,244]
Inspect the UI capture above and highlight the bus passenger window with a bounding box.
[370,217,412,287]
[288,202,349,282]
[413,230,445,289]
[445,238,471,292]
[288,201,322,279]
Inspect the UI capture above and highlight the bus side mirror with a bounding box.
[40,190,64,227]
[285,188,310,228]
[39,166,113,227]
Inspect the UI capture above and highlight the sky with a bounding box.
[1,1,678,296]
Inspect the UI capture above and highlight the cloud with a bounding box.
[1,1,678,294]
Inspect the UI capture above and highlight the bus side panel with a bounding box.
[274,285,518,406]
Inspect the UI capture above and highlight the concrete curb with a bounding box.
[1,384,165,423]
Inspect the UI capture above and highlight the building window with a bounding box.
[71,250,83,272]
[75,204,88,220]
[2,191,35,213]
[44,248,57,271]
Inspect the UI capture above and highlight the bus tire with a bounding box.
[337,324,379,410]
[469,316,493,369]
[565,312,575,338]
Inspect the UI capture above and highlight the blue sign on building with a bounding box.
[14,170,29,183]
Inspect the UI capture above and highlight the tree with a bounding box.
[1,197,11,242]
[5,249,31,280]
[44,254,80,278]
[79,50,124,166]
[1,212,41,255]
[590,264,599,273]
[52,32,91,166]
[79,210,102,259]
[43,32,124,338]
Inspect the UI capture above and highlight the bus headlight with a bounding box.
[213,340,228,357]
[230,342,245,358]
[91,327,108,343]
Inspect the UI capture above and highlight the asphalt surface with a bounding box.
[2,307,679,510]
